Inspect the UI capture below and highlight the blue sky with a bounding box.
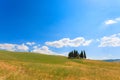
[0,0,120,59]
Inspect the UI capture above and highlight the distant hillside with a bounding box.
[0,50,120,80]
[103,59,120,62]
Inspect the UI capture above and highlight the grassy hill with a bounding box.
[0,50,120,80]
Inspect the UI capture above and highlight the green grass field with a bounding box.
[0,50,120,80]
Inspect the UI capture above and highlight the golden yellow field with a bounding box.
[0,51,120,80]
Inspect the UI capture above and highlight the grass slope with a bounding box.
[0,50,120,80]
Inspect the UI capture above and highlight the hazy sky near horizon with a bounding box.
[0,0,120,59]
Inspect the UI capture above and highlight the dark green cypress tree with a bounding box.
[76,50,79,58]
[71,51,74,58]
[73,50,79,58]
[80,50,84,59]
[83,50,86,59]
[68,51,74,58]
[68,51,71,58]
[74,50,79,58]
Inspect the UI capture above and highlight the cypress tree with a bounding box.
[73,50,79,58]
[71,51,74,58]
[80,50,84,59]
[83,50,86,59]
[68,51,74,58]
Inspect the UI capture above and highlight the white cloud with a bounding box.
[32,46,68,56]
[0,43,29,52]
[99,33,120,47]
[16,44,29,51]
[32,46,57,55]
[104,17,120,25]
[26,42,35,46]
[0,43,68,56]
[45,37,92,48]
[0,43,57,55]
[0,43,16,51]
[105,20,117,25]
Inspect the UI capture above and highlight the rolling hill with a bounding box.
[0,50,120,80]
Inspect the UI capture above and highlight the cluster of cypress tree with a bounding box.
[68,50,86,59]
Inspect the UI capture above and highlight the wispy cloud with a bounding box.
[98,33,120,47]
[16,44,29,51]
[31,46,57,55]
[104,17,120,25]
[0,43,29,52]
[0,43,16,51]
[45,37,92,48]
[0,42,61,55]
[26,42,36,46]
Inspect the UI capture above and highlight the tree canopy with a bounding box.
[68,50,87,59]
